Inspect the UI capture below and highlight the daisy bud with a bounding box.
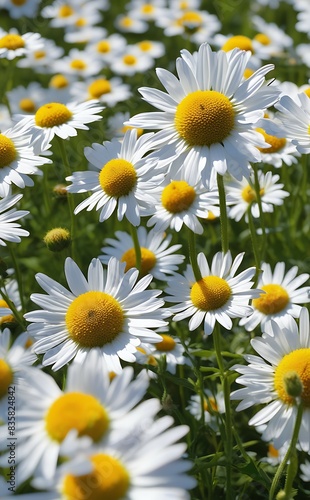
[282,371,303,399]
[44,227,71,252]
[53,183,68,199]
[275,490,289,500]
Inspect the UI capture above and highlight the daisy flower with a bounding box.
[0,195,29,246]
[106,111,144,140]
[66,129,166,226]
[99,226,185,280]
[7,82,48,116]
[115,14,148,33]
[70,76,132,107]
[239,262,310,335]
[0,104,12,131]
[165,251,260,336]
[0,0,41,19]
[0,29,42,60]
[300,459,310,482]
[275,92,310,154]
[226,171,289,222]
[53,48,103,77]
[187,389,225,429]
[231,308,310,453]
[146,166,220,235]
[0,277,22,327]
[110,46,154,76]
[294,0,310,37]
[127,43,279,185]
[127,0,167,21]
[0,329,36,422]
[86,33,127,66]
[40,1,86,28]
[133,39,165,59]
[0,353,155,485]
[251,15,293,60]
[151,333,189,374]
[17,100,104,151]
[17,38,64,72]
[24,256,168,373]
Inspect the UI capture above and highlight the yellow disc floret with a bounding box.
[97,40,111,53]
[274,349,310,406]
[0,299,15,325]
[222,35,254,53]
[123,54,137,65]
[141,4,154,13]
[19,98,36,113]
[175,90,235,147]
[0,359,13,399]
[155,334,176,352]
[49,74,69,89]
[58,5,74,17]
[35,102,72,128]
[254,33,271,46]
[161,180,196,213]
[65,291,124,347]
[70,59,87,70]
[88,79,111,98]
[0,134,17,168]
[0,34,25,50]
[256,127,287,153]
[11,0,27,5]
[121,247,156,275]
[34,50,46,59]
[99,159,137,197]
[177,11,203,31]
[138,41,152,52]
[190,276,231,311]
[62,453,130,500]
[45,392,110,442]
[253,284,289,315]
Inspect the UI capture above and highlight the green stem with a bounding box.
[217,173,229,254]
[8,244,25,313]
[130,225,141,274]
[269,403,303,500]
[247,206,261,284]
[188,229,202,281]
[252,164,266,261]
[0,283,26,330]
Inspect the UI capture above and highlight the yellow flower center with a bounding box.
[177,11,203,28]
[203,396,218,413]
[49,74,69,89]
[274,349,310,406]
[88,79,111,98]
[19,98,36,113]
[243,68,254,79]
[190,276,232,311]
[66,291,124,347]
[268,444,279,458]
[120,17,133,27]
[252,284,289,315]
[161,180,196,213]
[241,184,264,203]
[0,359,13,399]
[11,0,27,5]
[97,40,111,53]
[0,299,15,325]
[222,35,254,53]
[256,127,287,153]
[121,247,156,275]
[254,33,271,45]
[141,4,154,13]
[99,159,137,197]
[175,90,235,147]
[120,125,143,137]
[62,453,130,500]
[123,54,137,66]
[155,334,176,352]
[45,392,110,443]
[0,134,17,168]
[304,87,310,98]
[34,50,46,59]
[138,41,152,52]
[0,34,25,50]
[58,5,74,17]
[70,59,87,70]
[35,102,72,128]
[75,17,87,27]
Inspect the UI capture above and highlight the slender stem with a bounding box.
[247,206,261,284]
[130,225,141,274]
[8,244,25,312]
[217,173,229,254]
[252,164,266,261]
[188,229,202,282]
[0,283,26,330]
[269,403,303,500]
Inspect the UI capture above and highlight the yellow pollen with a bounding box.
[66,291,124,347]
[35,102,72,128]
[268,444,279,458]
[254,33,271,45]
[45,392,110,443]
[11,0,27,5]
[0,298,15,325]
[99,158,137,197]
[203,396,218,413]
[206,211,217,221]
[58,5,74,17]
[175,90,235,147]
[274,349,310,406]
[19,98,36,113]
[155,334,176,352]
[120,125,143,137]
[161,180,196,213]
[241,184,265,203]
[123,54,137,65]
[75,17,87,27]
[49,74,69,89]
[222,35,254,53]
[252,284,289,315]
[147,355,158,366]
[190,276,231,311]
[141,4,154,13]
[121,247,156,275]
[120,17,133,27]
[243,68,254,79]
[138,41,152,52]
[136,346,146,354]
[304,87,310,98]
[0,134,17,168]
[256,127,287,153]
[177,11,203,27]
[62,453,130,500]
[97,40,111,53]
[180,1,189,8]
[0,359,13,399]
[34,50,46,59]
[70,59,87,70]
[88,79,111,98]
[0,34,25,50]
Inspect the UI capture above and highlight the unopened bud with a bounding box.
[44,228,71,252]
[53,184,68,199]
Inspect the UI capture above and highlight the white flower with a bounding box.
[231,308,310,453]
[127,43,279,184]
[115,14,148,33]
[187,389,225,429]
[0,195,29,246]
[150,334,189,374]
[110,46,154,76]
[0,29,42,60]
[165,251,260,336]
[99,226,185,281]
[53,48,104,77]
[86,33,127,65]
[17,38,64,72]
[239,262,310,335]
[0,277,22,324]
[275,92,310,154]
[0,0,41,19]
[70,76,132,106]
[24,257,168,373]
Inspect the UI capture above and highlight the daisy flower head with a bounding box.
[110,45,154,76]
[106,111,144,140]
[0,277,22,327]
[0,195,30,246]
[115,13,148,33]
[146,165,220,235]
[0,0,41,19]
[17,99,104,151]
[187,389,225,429]
[86,33,127,65]
[127,0,167,21]
[226,171,289,222]
[300,459,310,482]
[239,261,310,335]
[53,48,104,77]
[165,251,260,336]
[275,91,310,154]
[231,308,310,453]
[17,38,64,72]
[152,333,189,374]
[133,39,165,59]
[127,43,279,185]
[24,256,168,373]
[67,128,167,226]
[251,16,293,60]
[0,28,42,60]
[70,76,132,107]
[99,226,185,281]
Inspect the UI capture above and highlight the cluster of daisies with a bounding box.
[1,0,310,498]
